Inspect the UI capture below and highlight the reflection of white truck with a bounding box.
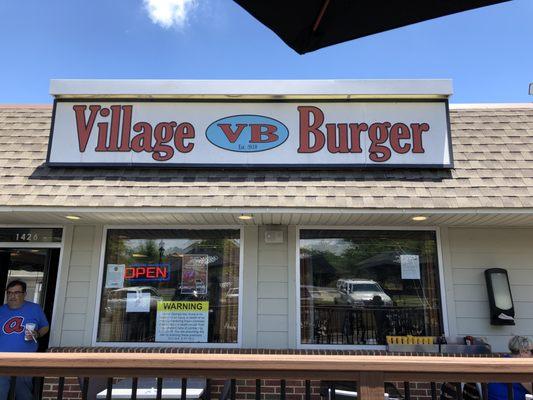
[336,279,393,306]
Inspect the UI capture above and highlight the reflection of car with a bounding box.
[106,286,163,312]
[300,286,356,306]
[336,279,393,306]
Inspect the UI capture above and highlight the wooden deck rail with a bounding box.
[1,353,533,400]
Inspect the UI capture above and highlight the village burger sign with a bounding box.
[47,100,452,168]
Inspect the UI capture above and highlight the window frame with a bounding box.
[295,225,448,350]
[92,225,244,348]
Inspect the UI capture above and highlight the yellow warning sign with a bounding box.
[157,301,209,313]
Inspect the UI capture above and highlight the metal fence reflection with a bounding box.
[301,305,441,345]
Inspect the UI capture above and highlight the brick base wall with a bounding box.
[40,347,498,400]
[42,377,82,400]
[39,377,454,400]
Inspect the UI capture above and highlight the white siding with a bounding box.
[256,226,289,348]
[241,226,259,348]
[54,225,102,347]
[448,227,533,352]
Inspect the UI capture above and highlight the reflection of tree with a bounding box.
[105,234,128,264]
[133,240,159,263]
[303,236,435,280]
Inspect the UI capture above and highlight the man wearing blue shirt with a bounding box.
[0,280,49,400]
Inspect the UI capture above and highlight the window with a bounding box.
[97,229,240,344]
[299,229,442,345]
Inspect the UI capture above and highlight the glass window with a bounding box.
[97,229,240,343]
[299,229,442,345]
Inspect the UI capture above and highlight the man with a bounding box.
[0,280,49,400]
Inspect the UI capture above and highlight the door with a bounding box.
[0,228,62,351]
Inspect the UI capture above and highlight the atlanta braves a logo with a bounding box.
[2,316,24,334]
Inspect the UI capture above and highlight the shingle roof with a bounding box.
[0,104,532,210]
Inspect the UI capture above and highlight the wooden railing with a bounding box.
[1,352,533,400]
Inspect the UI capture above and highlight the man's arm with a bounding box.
[37,325,49,338]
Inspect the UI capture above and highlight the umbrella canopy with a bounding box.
[234,0,511,54]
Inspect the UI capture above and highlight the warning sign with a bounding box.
[155,301,209,342]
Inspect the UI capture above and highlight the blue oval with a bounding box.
[206,114,289,153]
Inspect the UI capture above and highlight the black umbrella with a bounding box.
[234,0,511,54]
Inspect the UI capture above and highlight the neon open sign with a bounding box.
[124,264,170,282]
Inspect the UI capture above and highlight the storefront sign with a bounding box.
[48,100,452,168]
[155,301,209,342]
[124,263,170,282]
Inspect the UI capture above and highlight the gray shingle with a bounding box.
[0,105,533,209]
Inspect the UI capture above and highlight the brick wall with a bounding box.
[42,377,82,400]
[41,347,499,400]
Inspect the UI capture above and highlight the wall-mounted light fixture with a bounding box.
[484,268,515,325]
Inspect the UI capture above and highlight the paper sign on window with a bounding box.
[126,292,150,313]
[155,301,209,342]
[400,255,420,279]
[105,264,125,288]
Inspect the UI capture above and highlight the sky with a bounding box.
[0,0,531,104]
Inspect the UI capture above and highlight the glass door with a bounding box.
[0,248,60,351]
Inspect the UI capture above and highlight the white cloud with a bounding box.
[143,0,198,29]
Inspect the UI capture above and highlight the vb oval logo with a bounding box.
[206,115,289,152]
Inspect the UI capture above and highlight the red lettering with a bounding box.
[73,105,100,152]
[174,123,195,153]
[390,123,411,154]
[146,267,156,278]
[152,122,176,161]
[368,122,392,162]
[107,105,122,151]
[131,122,153,152]
[157,267,168,279]
[326,123,350,153]
[124,265,168,280]
[349,123,367,153]
[297,106,325,153]
[119,106,133,151]
[218,124,246,143]
[250,124,278,143]
[95,108,110,151]
[2,316,24,334]
[124,268,135,279]
[411,123,430,153]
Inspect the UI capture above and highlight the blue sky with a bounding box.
[0,0,531,104]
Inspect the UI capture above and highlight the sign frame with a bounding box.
[46,98,454,169]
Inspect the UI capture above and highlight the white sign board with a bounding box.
[155,301,209,342]
[48,101,452,168]
[400,255,421,280]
